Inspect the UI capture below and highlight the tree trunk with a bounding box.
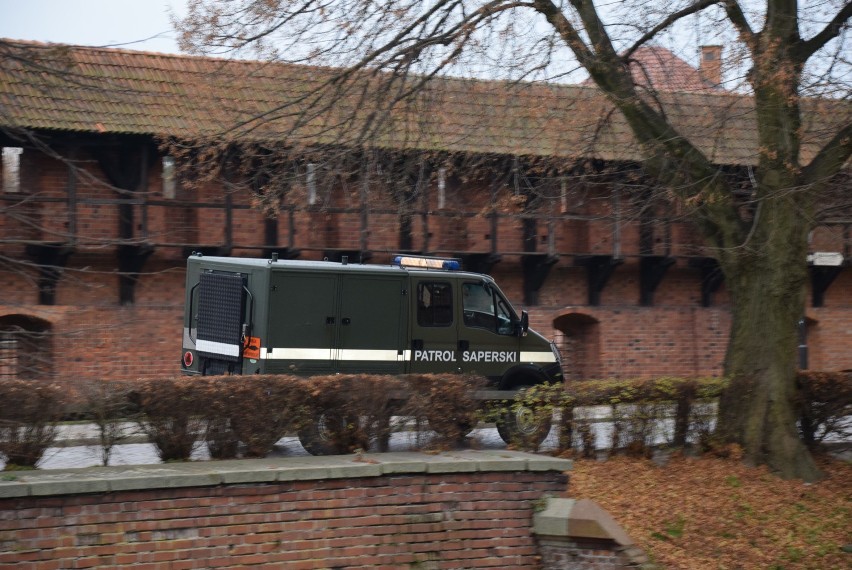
[715,188,821,481]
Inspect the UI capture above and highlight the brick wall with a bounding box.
[2,148,851,385]
[538,539,640,570]
[0,452,573,570]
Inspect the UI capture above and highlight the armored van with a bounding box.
[181,253,563,449]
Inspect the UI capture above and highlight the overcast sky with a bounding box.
[0,0,713,71]
[0,0,187,54]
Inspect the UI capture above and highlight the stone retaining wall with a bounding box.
[0,451,568,569]
[0,451,643,569]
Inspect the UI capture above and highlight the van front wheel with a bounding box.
[496,389,551,448]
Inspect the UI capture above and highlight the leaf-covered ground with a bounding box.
[567,452,851,569]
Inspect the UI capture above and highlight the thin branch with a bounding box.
[568,0,620,61]
[532,0,596,69]
[722,0,758,46]
[794,1,852,63]
[801,121,852,188]
[625,0,721,59]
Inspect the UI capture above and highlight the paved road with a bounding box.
[8,425,545,470]
[6,410,846,470]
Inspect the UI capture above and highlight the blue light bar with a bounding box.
[393,256,460,271]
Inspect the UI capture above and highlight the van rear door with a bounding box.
[194,270,247,375]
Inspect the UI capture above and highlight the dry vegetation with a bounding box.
[568,452,851,570]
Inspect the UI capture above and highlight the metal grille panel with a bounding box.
[197,271,244,362]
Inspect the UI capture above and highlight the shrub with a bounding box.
[796,370,852,449]
[207,375,312,458]
[510,376,728,455]
[404,374,486,447]
[76,379,136,466]
[188,376,239,460]
[0,379,63,469]
[131,377,208,462]
[299,375,407,454]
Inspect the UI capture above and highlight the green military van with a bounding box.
[181,253,563,451]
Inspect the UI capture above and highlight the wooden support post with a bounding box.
[24,243,75,305]
[639,255,676,306]
[688,257,724,307]
[575,255,624,306]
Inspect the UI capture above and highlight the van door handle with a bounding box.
[458,340,469,351]
[326,317,335,325]
[342,318,351,326]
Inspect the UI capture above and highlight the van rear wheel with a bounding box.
[496,387,551,448]
[298,412,362,455]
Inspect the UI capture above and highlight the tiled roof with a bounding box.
[0,39,846,166]
[628,46,716,92]
[580,46,716,92]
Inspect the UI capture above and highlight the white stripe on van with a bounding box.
[260,348,553,364]
[262,348,410,361]
[520,351,557,363]
[196,339,241,358]
[337,349,407,361]
[263,348,332,360]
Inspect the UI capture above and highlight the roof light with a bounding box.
[807,252,844,267]
[393,255,460,271]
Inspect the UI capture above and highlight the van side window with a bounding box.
[463,282,515,335]
[417,282,453,326]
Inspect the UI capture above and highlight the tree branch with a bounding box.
[332,0,460,76]
[568,0,620,61]
[801,121,852,188]
[794,2,852,63]
[625,0,721,59]
[722,0,758,47]
[534,1,745,246]
[532,0,597,69]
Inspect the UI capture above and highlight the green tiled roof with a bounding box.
[0,39,847,166]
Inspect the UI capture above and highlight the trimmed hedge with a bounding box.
[127,374,487,460]
[509,373,851,454]
[1,371,849,468]
[505,377,727,454]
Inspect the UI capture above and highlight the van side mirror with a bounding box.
[518,310,529,336]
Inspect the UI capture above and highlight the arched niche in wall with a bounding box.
[553,312,600,381]
[0,314,53,381]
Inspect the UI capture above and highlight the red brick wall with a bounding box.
[2,148,850,385]
[539,539,636,569]
[0,472,566,569]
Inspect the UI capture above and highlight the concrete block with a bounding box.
[533,497,633,546]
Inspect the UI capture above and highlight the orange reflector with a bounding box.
[242,337,261,359]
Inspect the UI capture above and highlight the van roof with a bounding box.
[188,255,491,280]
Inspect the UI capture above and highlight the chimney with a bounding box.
[699,45,722,88]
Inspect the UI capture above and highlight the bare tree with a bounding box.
[174,0,851,481]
